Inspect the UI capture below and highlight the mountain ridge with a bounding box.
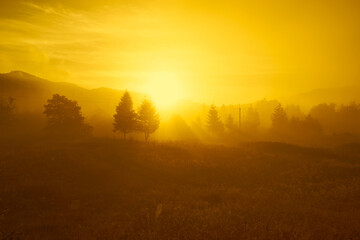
[0,70,145,115]
[2,70,360,115]
[285,85,360,108]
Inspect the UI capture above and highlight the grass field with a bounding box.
[1,138,360,239]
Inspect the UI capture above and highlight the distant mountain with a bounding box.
[2,70,360,130]
[286,85,360,108]
[0,71,144,116]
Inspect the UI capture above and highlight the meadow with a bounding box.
[1,138,360,240]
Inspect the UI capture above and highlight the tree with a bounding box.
[225,114,236,131]
[207,105,224,133]
[290,115,323,136]
[309,103,336,134]
[43,94,91,136]
[271,104,288,132]
[243,106,260,132]
[137,97,160,141]
[337,102,360,134]
[0,97,16,126]
[113,91,137,140]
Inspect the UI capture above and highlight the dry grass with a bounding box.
[1,138,360,239]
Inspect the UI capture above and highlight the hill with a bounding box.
[0,71,144,116]
[286,85,360,108]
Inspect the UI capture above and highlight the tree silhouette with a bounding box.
[137,97,160,141]
[0,97,16,126]
[271,104,288,132]
[290,115,323,137]
[43,94,91,136]
[225,114,236,131]
[113,91,138,140]
[310,102,360,135]
[337,102,360,134]
[309,103,337,134]
[207,105,224,133]
[243,106,260,132]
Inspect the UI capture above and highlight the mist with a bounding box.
[1,1,360,239]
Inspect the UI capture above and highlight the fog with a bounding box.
[1,71,360,147]
[1,1,360,239]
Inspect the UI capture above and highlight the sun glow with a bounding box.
[141,71,185,108]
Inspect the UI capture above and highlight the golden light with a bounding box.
[141,71,185,109]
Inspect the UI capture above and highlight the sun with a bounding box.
[141,71,185,108]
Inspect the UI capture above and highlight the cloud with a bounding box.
[0,1,142,86]
[1,0,360,103]
[0,1,200,89]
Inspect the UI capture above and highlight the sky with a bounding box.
[1,0,360,106]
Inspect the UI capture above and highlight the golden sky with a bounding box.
[1,0,360,105]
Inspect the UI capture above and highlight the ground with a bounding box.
[1,138,360,239]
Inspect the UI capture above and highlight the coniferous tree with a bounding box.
[271,104,288,132]
[207,105,224,133]
[225,114,236,131]
[137,97,160,141]
[113,91,137,140]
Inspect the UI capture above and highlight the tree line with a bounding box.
[2,92,360,145]
[10,91,160,141]
[206,103,321,135]
[205,102,360,144]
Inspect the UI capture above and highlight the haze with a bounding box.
[2,1,360,239]
[1,0,360,106]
